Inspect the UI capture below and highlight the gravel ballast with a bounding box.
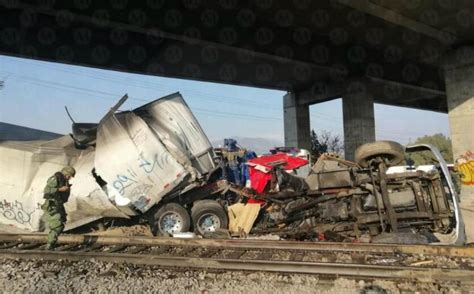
[1,258,472,293]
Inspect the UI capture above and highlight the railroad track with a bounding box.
[0,233,473,282]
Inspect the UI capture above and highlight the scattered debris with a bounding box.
[410,260,434,266]
[201,229,231,239]
[228,203,261,235]
[0,93,464,245]
[88,225,153,237]
[229,144,462,244]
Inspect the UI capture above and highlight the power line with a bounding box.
[5,72,285,122]
[5,71,435,138]
[2,58,446,140]
[2,58,283,110]
[10,74,140,100]
[192,107,281,121]
[309,112,432,138]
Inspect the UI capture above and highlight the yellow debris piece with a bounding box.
[227,203,261,235]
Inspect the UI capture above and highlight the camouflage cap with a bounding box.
[61,166,76,177]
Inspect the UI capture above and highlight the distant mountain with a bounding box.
[0,122,62,141]
[211,136,284,154]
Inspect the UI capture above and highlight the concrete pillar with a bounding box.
[342,87,376,161]
[283,92,311,150]
[444,47,474,243]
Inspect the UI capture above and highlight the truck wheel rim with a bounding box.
[197,213,221,233]
[159,212,183,233]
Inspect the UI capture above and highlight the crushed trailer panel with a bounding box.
[0,92,217,232]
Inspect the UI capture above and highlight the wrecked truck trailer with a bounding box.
[0,93,229,235]
[0,93,464,245]
[232,141,464,245]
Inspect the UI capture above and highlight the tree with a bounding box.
[408,133,453,165]
[310,129,344,160]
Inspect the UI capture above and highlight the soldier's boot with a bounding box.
[46,224,63,251]
[45,243,55,251]
[46,230,59,250]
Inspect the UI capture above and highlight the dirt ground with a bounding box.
[87,224,154,236]
[0,223,154,236]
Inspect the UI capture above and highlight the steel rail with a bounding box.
[0,248,472,283]
[0,233,473,257]
[1,233,473,282]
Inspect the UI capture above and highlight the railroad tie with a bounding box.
[76,244,104,253]
[105,245,128,253]
[149,246,169,255]
[290,251,305,262]
[199,249,219,258]
[226,250,246,260]
[0,241,21,250]
[127,246,147,254]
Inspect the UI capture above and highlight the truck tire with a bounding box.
[355,141,405,168]
[153,203,191,236]
[191,200,228,235]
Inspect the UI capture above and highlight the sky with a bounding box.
[0,55,450,145]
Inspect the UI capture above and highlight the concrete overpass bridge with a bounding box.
[1,1,473,234]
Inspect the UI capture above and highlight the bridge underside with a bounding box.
[3,0,469,113]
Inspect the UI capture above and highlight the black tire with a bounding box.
[355,141,405,168]
[153,203,191,236]
[191,200,228,235]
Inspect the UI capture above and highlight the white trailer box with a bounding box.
[0,93,216,232]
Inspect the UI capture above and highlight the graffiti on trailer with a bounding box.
[112,170,138,196]
[130,184,152,199]
[139,152,171,174]
[112,152,171,195]
[0,199,39,225]
[455,151,474,186]
[131,184,153,211]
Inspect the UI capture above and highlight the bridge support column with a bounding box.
[342,88,375,161]
[284,92,311,150]
[445,47,474,243]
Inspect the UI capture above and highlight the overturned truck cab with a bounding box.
[246,141,464,245]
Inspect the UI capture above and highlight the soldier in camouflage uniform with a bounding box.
[41,166,76,250]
